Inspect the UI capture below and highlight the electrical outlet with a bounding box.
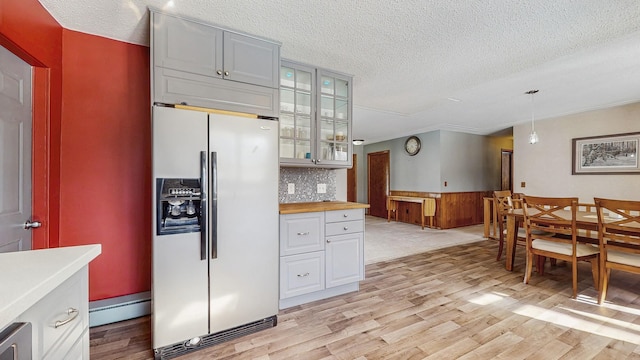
[521,181,526,188]
[317,183,326,194]
[287,183,295,194]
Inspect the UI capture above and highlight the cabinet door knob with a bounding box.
[343,214,348,217]
[216,70,223,75]
[343,226,349,230]
[326,239,331,243]
[224,71,230,76]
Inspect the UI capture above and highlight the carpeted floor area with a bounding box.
[364,215,487,264]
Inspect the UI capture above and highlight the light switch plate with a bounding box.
[317,183,326,194]
[287,183,295,194]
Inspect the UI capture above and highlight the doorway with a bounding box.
[0,45,33,252]
[367,150,390,218]
[501,149,513,191]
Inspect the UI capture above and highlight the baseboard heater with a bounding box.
[89,291,151,327]
[155,315,277,360]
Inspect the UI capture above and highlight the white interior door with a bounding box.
[0,46,33,252]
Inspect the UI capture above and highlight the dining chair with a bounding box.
[493,190,527,261]
[594,197,640,304]
[522,195,600,298]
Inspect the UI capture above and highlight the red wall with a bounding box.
[1,0,152,301]
[60,30,151,300]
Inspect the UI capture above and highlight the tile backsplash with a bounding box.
[279,167,336,203]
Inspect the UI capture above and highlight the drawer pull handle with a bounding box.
[297,232,310,236]
[343,226,349,230]
[297,272,310,277]
[343,214,348,217]
[55,307,79,328]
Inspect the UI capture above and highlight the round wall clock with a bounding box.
[404,136,421,156]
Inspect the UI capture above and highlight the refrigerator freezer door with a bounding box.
[208,114,279,333]
[152,106,209,348]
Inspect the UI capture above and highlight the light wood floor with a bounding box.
[90,240,640,359]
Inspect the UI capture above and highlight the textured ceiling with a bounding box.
[37,0,640,143]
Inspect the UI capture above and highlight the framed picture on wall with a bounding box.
[572,132,640,175]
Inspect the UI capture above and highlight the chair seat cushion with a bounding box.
[532,239,599,257]
[502,228,550,237]
[607,250,640,267]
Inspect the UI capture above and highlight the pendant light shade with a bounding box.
[526,90,539,144]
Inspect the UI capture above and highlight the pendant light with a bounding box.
[526,90,539,144]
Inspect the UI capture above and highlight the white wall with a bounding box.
[440,131,493,191]
[514,102,640,203]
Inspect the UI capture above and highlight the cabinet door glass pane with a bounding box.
[280,139,294,158]
[281,88,294,113]
[335,99,348,120]
[296,92,311,115]
[320,95,334,118]
[280,114,294,138]
[320,118,335,142]
[335,78,348,98]
[335,120,348,142]
[281,66,295,87]
[320,76,334,95]
[319,142,348,161]
[296,115,311,140]
[295,140,311,159]
[296,70,312,92]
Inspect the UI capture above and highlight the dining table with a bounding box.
[504,207,601,271]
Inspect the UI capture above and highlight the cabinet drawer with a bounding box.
[18,268,88,360]
[325,209,363,223]
[326,220,363,236]
[280,252,325,299]
[280,212,325,256]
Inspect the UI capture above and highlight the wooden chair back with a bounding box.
[523,195,578,245]
[594,197,640,303]
[493,190,513,217]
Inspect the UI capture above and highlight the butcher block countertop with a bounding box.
[0,244,101,330]
[279,201,370,214]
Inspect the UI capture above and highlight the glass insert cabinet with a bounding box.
[279,60,353,168]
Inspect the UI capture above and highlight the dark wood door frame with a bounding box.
[367,150,390,218]
[347,153,357,202]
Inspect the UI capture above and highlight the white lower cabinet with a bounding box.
[17,266,89,359]
[279,208,364,309]
[326,232,364,288]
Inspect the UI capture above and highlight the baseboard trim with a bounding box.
[89,291,151,327]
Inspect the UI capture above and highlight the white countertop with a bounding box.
[0,244,101,330]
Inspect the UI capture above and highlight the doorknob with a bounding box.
[24,219,42,229]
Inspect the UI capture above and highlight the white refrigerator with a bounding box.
[151,105,279,359]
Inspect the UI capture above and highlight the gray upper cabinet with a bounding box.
[151,10,280,117]
[152,14,223,78]
[224,32,279,88]
[279,60,353,168]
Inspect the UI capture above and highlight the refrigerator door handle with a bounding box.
[200,151,208,261]
[211,151,218,259]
